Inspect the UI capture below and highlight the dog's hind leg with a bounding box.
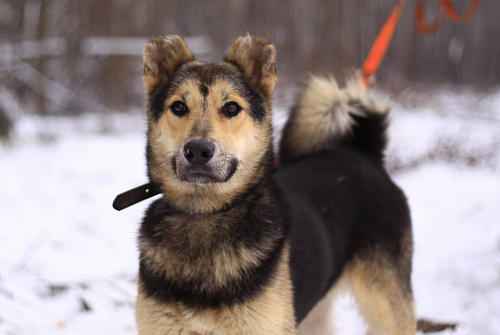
[297,280,344,335]
[345,254,416,335]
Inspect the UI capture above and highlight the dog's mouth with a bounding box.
[181,168,220,184]
[172,156,239,185]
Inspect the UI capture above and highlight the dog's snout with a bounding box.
[184,140,215,165]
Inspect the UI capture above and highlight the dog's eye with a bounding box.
[223,101,242,117]
[170,101,188,117]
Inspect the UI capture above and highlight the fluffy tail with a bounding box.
[279,76,390,164]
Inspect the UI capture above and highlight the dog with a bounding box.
[135,34,416,334]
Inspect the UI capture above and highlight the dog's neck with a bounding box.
[138,174,289,308]
[158,181,258,216]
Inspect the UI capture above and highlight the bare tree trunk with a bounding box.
[35,0,48,114]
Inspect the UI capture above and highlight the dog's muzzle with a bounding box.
[173,140,238,184]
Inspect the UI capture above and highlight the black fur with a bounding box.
[149,84,169,121]
[200,84,209,98]
[240,79,266,122]
[222,157,239,182]
[343,110,389,163]
[274,147,411,323]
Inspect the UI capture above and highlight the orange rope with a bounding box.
[441,0,480,23]
[416,0,445,35]
[361,0,480,87]
[416,0,480,34]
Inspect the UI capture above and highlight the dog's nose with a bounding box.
[184,140,215,165]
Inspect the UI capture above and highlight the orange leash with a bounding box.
[361,0,480,86]
[361,0,407,87]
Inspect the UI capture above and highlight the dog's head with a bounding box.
[143,35,277,214]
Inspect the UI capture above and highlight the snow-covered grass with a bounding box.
[1,87,499,334]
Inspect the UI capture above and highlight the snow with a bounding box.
[1,87,500,334]
[0,114,147,334]
[396,164,500,334]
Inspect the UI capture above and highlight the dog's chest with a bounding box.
[136,285,296,335]
[136,302,219,334]
[135,246,297,334]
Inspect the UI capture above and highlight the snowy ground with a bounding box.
[1,87,499,334]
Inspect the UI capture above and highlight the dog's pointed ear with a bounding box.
[224,35,277,98]
[143,35,194,94]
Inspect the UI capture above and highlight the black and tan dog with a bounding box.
[135,34,416,334]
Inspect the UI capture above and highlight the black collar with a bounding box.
[112,181,259,215]
[112,183,160,211]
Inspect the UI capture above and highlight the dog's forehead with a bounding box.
[170,63,245,95]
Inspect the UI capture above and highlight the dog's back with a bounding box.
[275,77,416,334]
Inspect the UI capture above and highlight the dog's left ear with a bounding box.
[224,35,277,98]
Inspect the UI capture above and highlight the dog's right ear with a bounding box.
[143,35,194,94]
[224,35,277,99]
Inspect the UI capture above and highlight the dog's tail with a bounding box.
[279,76,390,165]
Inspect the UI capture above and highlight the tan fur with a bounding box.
[281,76,389,161]
[343,255,416,335]
[136,245,296,335]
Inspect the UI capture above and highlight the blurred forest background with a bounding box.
[1,0,499,137]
